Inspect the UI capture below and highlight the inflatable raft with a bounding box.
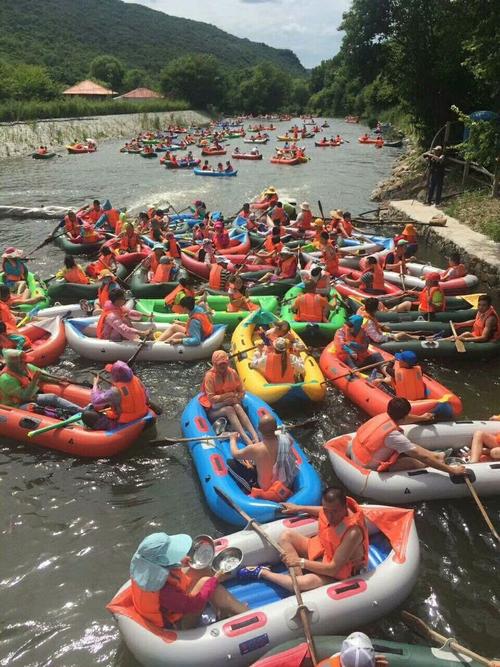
[270,156,301,165]
[230,314,326,405]
[134,295,278,331]
[347,293,482,323]
[46,265,128,304]
[280,285,346,339]
[66,144,96,154]
[201,147,227,156]
[380,335,500,360]
[108,505,419,667]
[325,420,500,503]
[64,318,227,362]
[0,381,155,456]
[55,233,104,255]
[17,317,67,367]
[32,151,56,159]
[193,168,237,177]
[181,392,322,525]
[232,152,263,160]
[1,271,49,312]
[382,262,479,296]
[128,270,181,300]
[255,635,484,667]
[319,342,462,418]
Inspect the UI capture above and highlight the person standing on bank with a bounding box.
[423,145,445,205]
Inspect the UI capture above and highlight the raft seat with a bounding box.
[225,532,391,609]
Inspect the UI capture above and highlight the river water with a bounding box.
[0,119,498,667]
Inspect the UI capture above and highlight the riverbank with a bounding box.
[0,109,211,159]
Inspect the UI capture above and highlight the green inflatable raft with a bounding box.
[380,336,500,360]
[129,268,187,299]
[134,295,279,331]
[257,635,484,666]
[54,233,104,256]
[1,272,49,312]
[46,265,129,304]
[280,284,346,338]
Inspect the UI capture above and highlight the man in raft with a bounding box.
[227,413,298,502]
[292,280,336,323]
[238,487,369,591]
[452,294,500,343]
[155,296,213,346]
[333,315,384,371]
[349,397,467,474]
[469,414,500,464]
[199,350,259,448]
[319,631,389,667]
[129,532,247,630]
[343,256,386,295]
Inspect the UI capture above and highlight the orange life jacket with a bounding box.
[130,580,163,628]
[0,300,18,333]
[333,326,370,363]
[471,306,500,341]
[271,208,287,225]
[149,254,161,275]
[278,255,297,279]
[370,263,385,291]
[227,291,259,313]
[250,480,293,502]
[151,263,173,284]
[351,413,401,472]
[64,265,90,284]
[209,264,223,289]
[264,237,283,254]
[322,244,339,275]
[318,656,341,667]
[263,350,296,384]
[94,253,116,273]
[161,568,194,627]
[164,285,195,311]
[105,208,120,231]
[120,233,139,252]
[307,498,369,580]
[82,227,101,243]
[294,292,327,322]
[298,210,312,230]
[340,219,353,237]
[188,311,213,340]
[64,215,80,237]
[166,238,181,259]
[98,283,111,308]
[113,376,149,423]
[199,367,241,408]
[393,360,425,400]
[96,304,124,339]
[418,286,445,313]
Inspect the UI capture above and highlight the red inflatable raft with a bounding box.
[320,342,462,418]
[231,152,263,160]
[0,382,156,457]
[21,318,67,367]
[201,147,227,156]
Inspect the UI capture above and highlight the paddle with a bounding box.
[464,477,500,542]
[401,611,494,666]
[126,326,154,366]
[27,220,65,255]
[123,255,149,285]
[321,359,388,383]
[28,412,83,438]
[399,264,407,292]
[449,321,466,353]
[214,487,319,666]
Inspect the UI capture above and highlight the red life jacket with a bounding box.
[213,232,230,250]
[371,263,385,291]
[188,311,213,340]
[393,360,425,400]
[0,300,18,333]
[294,293,327,322]
[199,367,241,408]
[351,413,401,472]
[166,238,181,259]
[64,215,80,237]
[64,265,90,284]
[0,333,16,350]
[278,255,297,279]
[209,264,224,289]
[322,244,339,275]
[471,306,500,341]
[250,480,293,502]
[130,580,163,627]
[96,304,124,339]
[113,376,149,423]
[264,237,283,253]
[105,208,120,230]
[298,210,312,230]
[82,227,101,243]
[340,219,353,237]
[307,498,369,580]
[271,208,287,225]
[418,286,445,313]
[263,351,296,384]
[151,263,173,284]
[120,233,139,252]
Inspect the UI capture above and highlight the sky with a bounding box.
[124,0,351,68]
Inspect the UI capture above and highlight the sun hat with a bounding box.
[273,337,288,352]
[130,532,193,592]
[330,210,343,219]
[2,247,23,259]
[314,218,324,227]
[340,632,375,667]
[300,202,310,211]
[403,224,417,235]
[264,186,277,194]
[212,350,229,365]
[98,269,114,279]
[395,350,418,366]
[396,239,409,246]
[347,315,363,335]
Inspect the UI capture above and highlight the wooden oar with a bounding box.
[126,326,153,366]
[449,320,466,353]
[123,255,149,285]
[464,477,500,542]
[149,434,229,446]
[401,611,493,666]
[399,264,407,292]
[26,219,65,255]
[321,359,388,384]
[28,412,83,438]
[214,487,319,666]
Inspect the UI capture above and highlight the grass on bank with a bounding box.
[444,188,500,242]
[0,97,189,123]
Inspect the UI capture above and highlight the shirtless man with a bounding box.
[227,414,297,500]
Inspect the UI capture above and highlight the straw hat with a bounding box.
[329,210,343,220]
[314,218,324,227]
[264,186,277,194]
[300,202,310,211]
[98,269,114,279]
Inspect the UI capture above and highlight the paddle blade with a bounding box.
[243,308,276,327]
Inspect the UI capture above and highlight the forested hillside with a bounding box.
[0,0,305,84]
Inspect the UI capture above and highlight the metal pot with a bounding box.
[211,547,243,576]
[188,534,215,570]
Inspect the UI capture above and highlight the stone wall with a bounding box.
[0,109,211,159]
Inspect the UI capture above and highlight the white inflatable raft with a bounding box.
[64,317,226,362]
[325,421,500,503]
[108,505,419,667]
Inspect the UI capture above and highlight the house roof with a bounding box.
[63,80,116,96]
[116,87,163,99]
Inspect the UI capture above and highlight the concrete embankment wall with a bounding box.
[0,109,211,159]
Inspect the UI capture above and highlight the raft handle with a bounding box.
[19,417,41,430]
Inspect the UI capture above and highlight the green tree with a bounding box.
[123,68,150,91]
[160,54,224,108]
[10,64,57,100]
[89,55,125,92]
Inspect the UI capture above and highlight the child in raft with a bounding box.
[227,276,259,312]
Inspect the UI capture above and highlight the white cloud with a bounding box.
[123,0,351,67]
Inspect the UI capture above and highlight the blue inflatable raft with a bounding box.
[193,168,238,177]
[181,392,322,526]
